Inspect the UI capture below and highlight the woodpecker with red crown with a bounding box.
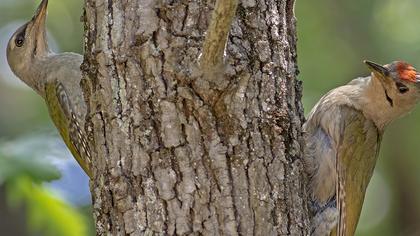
[304,60,420,235]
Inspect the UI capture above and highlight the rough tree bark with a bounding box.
[82,0,309,235]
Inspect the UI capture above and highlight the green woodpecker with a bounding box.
[304,60,420,235]
[6,0,92,178]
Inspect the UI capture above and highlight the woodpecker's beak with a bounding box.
[31,0,48,28]
[28,0,49,54]
[364,60,389,78]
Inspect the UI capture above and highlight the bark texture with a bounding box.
[82,0,309,235]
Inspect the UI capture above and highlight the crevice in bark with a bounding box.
[83,0,309,235]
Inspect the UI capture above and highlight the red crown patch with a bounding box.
[397,61,417,82]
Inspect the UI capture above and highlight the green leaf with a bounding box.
[6,176,88,236]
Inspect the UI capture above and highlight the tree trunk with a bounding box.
[82,0,309,235]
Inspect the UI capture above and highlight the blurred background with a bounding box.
[0,0,93,235]
[0,0,420,235]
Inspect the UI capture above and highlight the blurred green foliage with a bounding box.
[0,153,60,184]
[6,176,87,236]
[0,150,88,236]
[0,1,90,235]
[1,0,420,235]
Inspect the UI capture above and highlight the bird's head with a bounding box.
[364,60,420,112]
[6,0,49,78]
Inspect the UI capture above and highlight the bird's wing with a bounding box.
[45,82,92,177]
[335,105,382,236]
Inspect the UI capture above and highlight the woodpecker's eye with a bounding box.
[396,82,409,94]
[15,35,25,47]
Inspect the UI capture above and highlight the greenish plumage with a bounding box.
[43,54,92,178]
[33,54,92,178]
[304,96,382,236]
[305,60,420,236]
[335,106,381,235]
[6,0,92,178]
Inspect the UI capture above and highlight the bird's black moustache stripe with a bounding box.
[384,90,393,107]
[33,38,38,55]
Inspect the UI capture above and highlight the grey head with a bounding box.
[364,60,420,115]
[6,0,49,81]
